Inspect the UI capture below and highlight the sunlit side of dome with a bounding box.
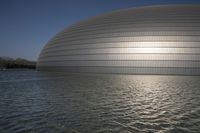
[37,5,200,75]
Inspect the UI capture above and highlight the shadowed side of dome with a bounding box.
[37,5,200,75]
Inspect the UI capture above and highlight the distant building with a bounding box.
[37,5,200,75]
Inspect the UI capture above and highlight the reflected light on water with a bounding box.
[0,71,200,133]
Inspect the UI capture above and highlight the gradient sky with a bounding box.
[1,0,200,61]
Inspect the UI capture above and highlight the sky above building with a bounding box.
[1,0,200,61]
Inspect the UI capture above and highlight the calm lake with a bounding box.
[0,70,200,133]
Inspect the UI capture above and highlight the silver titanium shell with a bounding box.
[37,5,200,75]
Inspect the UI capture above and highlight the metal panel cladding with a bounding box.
[37,5,200,75]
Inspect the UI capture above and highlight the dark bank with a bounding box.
[0,57,36,70]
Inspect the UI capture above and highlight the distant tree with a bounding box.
[0,57,36,69]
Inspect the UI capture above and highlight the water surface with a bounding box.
[0,70,200,133]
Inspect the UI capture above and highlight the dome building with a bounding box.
[37,5,200,75]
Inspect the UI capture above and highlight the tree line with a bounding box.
[0,57,36,69]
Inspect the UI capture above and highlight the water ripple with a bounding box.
[0,71,200,132]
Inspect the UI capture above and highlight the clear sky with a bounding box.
[1,0,200,61]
